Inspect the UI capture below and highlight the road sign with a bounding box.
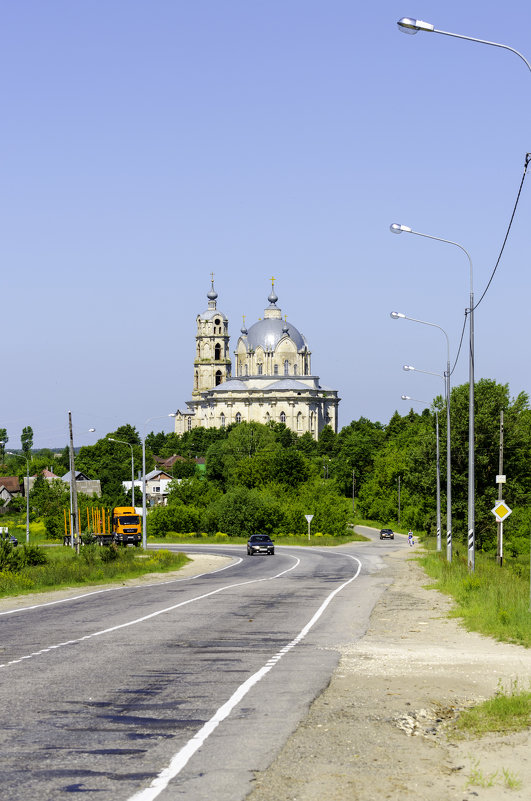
[304,514,314,523]
[491,500,512,522]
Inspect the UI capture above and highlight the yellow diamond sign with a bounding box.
[492,501,512,522]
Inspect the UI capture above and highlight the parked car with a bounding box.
[247,534,275,555]
[379,528,394,540]
[1,532,18,547]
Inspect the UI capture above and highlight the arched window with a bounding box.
[280,411,286,423]
[220,413,225,427]
[284,360,289,376]
[215,370,222,386]
[187,417,192,431]
[257,363,263,375]
[265,412,270,424]
[194,371,198,390]
[274,364,279,375]
[293,364,297,375]
[310,412,314,429]
[245,364,248,376]
[215,343,221,360]
[297,412,303,431]
[235,412,242,424]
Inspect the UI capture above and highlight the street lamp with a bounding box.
[142,414,176,550]
[396,17,531,73]
[400,397,441,553]
[7,451,30,544]
[391,310,452,561]
[108,438,136,507]
[391,223,475,570]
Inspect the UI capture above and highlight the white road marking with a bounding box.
[127,554,363,801]
[0,554,242,617]
[0,557,299,668]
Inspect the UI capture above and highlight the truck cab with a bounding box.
[112,506,142,546]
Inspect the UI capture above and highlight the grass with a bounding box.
[417,547,531,647]
[0,545,190,598]
[148,531,369,546]
[453,680,531,739]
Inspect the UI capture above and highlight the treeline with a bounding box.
[2,379,529,550]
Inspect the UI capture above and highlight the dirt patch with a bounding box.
[0,553,232,612]
[247,548,531,801]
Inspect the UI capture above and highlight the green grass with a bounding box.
[453,680,531,738]
[418,548,531,647]
[148,531,369,546]
[0,546,190,598]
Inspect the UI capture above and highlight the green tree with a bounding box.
[21,426,33,456]
[0,428,8,461]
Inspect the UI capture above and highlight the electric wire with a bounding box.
[473,152,531,311]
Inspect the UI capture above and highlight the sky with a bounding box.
[2,0,531,449]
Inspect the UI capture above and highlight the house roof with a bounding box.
[0,476,22,493]
[144,469,173,481]
[62,470,92,482]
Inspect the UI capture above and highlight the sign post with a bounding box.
[491,500,512,567]
[305,514,314,542]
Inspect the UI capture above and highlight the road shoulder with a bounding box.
[247,547,531,801]
[0,553,232,613]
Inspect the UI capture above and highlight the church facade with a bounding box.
[174,280,340,440]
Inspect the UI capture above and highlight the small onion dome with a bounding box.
[282,323,289,334]
[207,286,218,301]
[268,288,278,305]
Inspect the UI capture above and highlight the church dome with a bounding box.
[245,317,306,352]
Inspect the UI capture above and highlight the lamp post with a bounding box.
[7,451,30,544]
[391,310,452,561]
[396,17,531,74]
[142,414,176,550]
[108,438,136,507]
[401,397,441,552]
[391,223,475,570]
[67,415,96,553]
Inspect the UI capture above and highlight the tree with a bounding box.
[0,429,8,461]
[21,426,33,456]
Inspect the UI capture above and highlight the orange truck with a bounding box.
[112,506,142,546]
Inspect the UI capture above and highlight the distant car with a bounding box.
[379,528,394,540]
[1,533,18,547]
[247,534,275,555]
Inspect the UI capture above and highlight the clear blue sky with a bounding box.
[2,1,531,448]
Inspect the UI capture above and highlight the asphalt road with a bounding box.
[0,531,403,801]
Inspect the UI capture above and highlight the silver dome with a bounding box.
[245,318,306,352]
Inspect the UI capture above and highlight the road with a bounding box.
[0,531,401,800]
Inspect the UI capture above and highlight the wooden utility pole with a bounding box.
[496,410,504,566]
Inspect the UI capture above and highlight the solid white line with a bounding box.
[0,557,299,669]
[127,554,363,801]
[0,555,242,617]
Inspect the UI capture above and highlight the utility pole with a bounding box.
[68,411,80,554]
[352,469,356,513]
[398,475,401,527]
[496,410,505,566]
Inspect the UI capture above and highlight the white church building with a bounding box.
[174,280,340,440]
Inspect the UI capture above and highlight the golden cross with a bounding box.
[210,271,215,284]
[270,275,275,288]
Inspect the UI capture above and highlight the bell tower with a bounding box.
[193,276,231,396]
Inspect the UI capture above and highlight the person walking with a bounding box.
[408,530,414,547]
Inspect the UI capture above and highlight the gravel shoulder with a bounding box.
[247,546,531,801]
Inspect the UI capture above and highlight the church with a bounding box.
[174,279,340,440]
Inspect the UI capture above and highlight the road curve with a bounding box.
[0,536,402,800]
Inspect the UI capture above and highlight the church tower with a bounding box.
[193,277,231,396]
